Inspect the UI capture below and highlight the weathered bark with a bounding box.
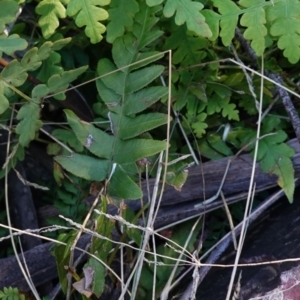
[1,138,300,292]
[195,193,300,300]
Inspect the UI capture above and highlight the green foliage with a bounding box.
[147,0,212,37]
[0,34,27,56]
[2,0,300,298]
[139,219,201,298]
[0,287,25,300]
[106,0,139,43]
[240,116,295,203]
[36,0,67,39]
[66,0,110,43]
[0,0,20,32]
[266,0,300,63]
[239,0,267,56]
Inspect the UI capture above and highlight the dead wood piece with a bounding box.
[0,234,90,291]
[1,138,300,291]
[38,138,300,226]
[195,193,300,300]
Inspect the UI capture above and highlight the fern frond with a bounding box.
[239,0,267,56]
[153,0,212,37]
[36,0,66,39]
[1,38,71,86]
[0,34,27,56]
[267,0,300,63]
[67,0,110,44]
[212,0,240,46]
[106,0,139,43]
[164,25,208,66]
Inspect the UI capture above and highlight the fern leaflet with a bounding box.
[67,0,110,43]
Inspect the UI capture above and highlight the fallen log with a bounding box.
[1,138,300,291]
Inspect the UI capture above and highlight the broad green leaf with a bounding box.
[201,9,220,41]
[85,258,106,297]
[112,36,163,70]
[0,34,27,56]
[67,0,110,44]
[267,0,300,63]
[212,0,240,46]
[36,0,66,39]
[65,109,114,159]
[52,129,84,152]
[106,0,139,43]
[109,112,169,139]
[123,86,168,115]
[67,112,167,162]
[108,166,142,199]
[126,65,165,94]
[163,0,212,37]
[16,102,43,146]
[132,2,163,50]
[32,84,49,100]
[96,79,122,112]
[97,58,125,95]
[0,0,19,32]
[1,60,27,86]
[113,138,167,164]
[239,0,267,56]
[47,66,88,99]
[55,153,110,181]
[0,81,9,114]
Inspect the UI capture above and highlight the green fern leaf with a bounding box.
[221,99,239,121]
[15,101,43,146]
[1,39,71,86]
[162,0,212,37]
[239,0,267,56]
[164,26,208,65]
[191,113,208,138]
[106,0,139,43]
[67,0,110,44]
[0,81,9,114]
[266,0,300,63]
[123,86,168,115]
[108,166,142,199]
[201,9,220,41]
[132,2,163,50]
[212,0,240,46]
[258,131,295,203]
[126,65,164,94]
[109,112,169,139]
[241,117,295,203]
[0,0,19,32]
[47,65,88,99]
[36,52,63,82]
[55,154,110,181]
[0,34,27,56]
[36,0,66,39]
[65,109,167,163]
